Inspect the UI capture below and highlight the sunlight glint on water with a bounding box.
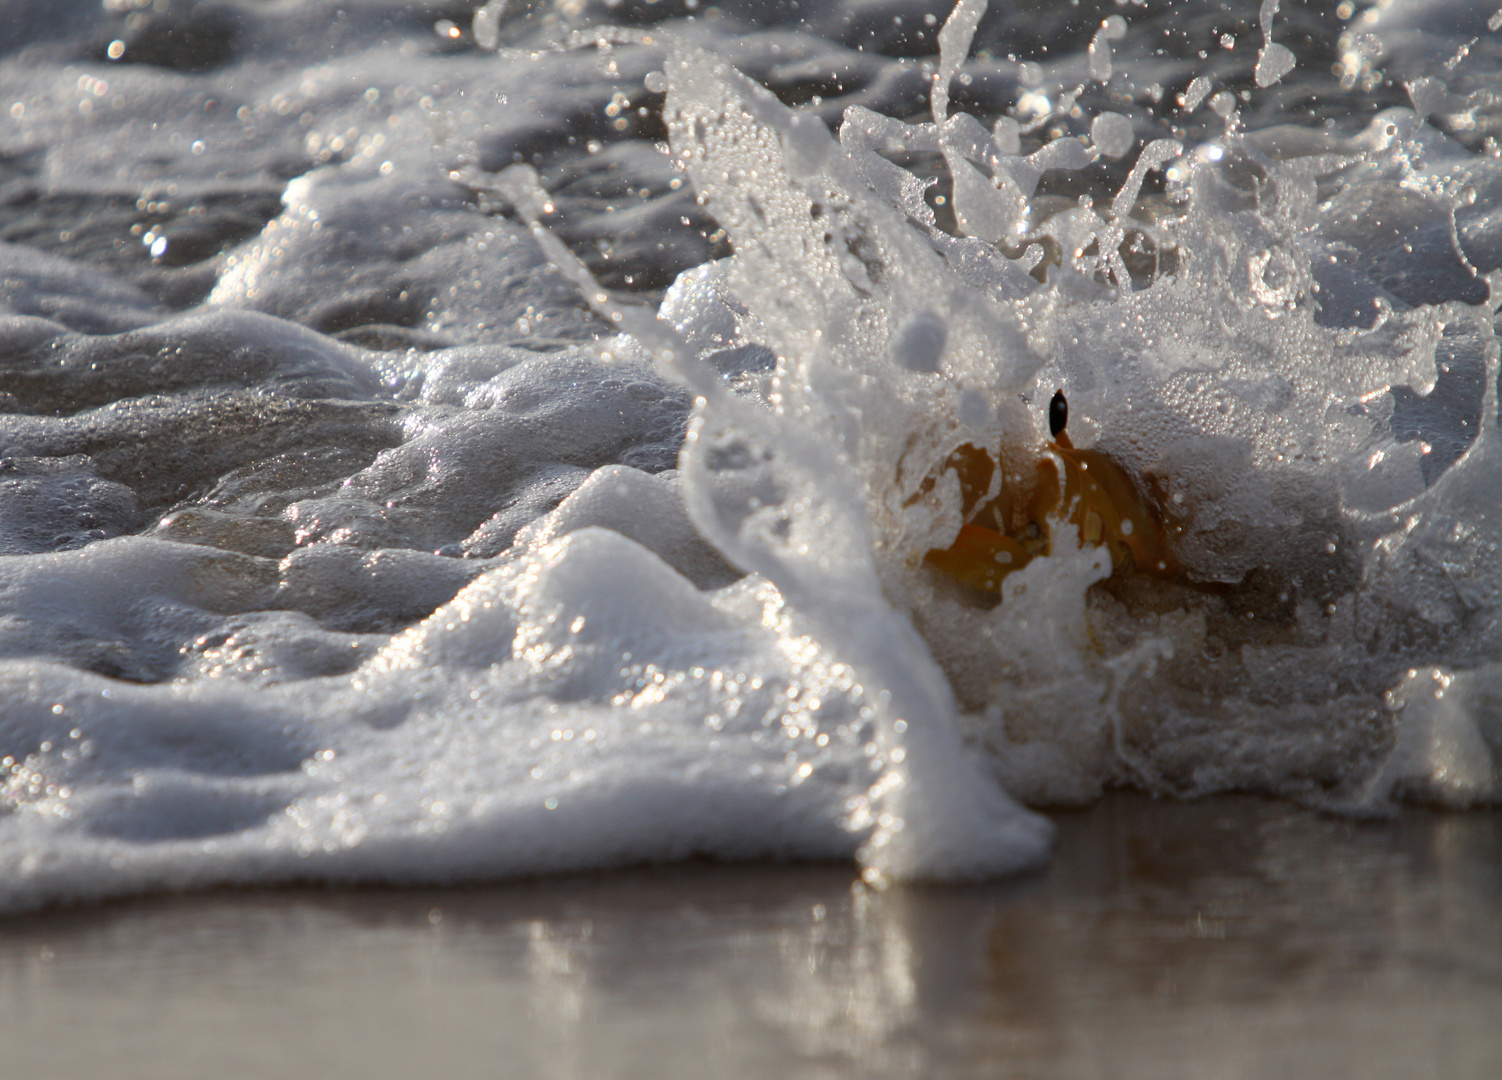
[0,0,1498,910]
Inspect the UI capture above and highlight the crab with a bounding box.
[925,391,1178,593]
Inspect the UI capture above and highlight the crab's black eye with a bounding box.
[1049,389,1068,439]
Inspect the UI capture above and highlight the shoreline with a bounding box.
[2,793,1498,1079]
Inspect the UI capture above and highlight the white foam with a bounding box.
[1,0,1499,911]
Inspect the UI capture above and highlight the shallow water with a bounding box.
[2,795,1498,1080]
[1,0,1501,905]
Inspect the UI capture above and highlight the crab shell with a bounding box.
[924,438,1177,594]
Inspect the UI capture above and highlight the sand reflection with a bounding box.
[1,796,1497,1079]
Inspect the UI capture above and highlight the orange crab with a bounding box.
[924,390,1177,593]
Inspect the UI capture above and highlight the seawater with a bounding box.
[0,0,1498,911]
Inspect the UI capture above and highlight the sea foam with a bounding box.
[0,0,1498,911]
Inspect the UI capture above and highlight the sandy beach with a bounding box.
[2,794,1497,1080]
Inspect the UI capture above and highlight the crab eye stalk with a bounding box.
[1049,389,1068,440]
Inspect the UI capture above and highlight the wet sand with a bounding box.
[2,794,1498,1080]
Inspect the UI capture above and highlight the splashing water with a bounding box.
[599,0,1502,814]
[0,0,1499,912]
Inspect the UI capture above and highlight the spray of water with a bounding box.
[509,0,1502,821]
